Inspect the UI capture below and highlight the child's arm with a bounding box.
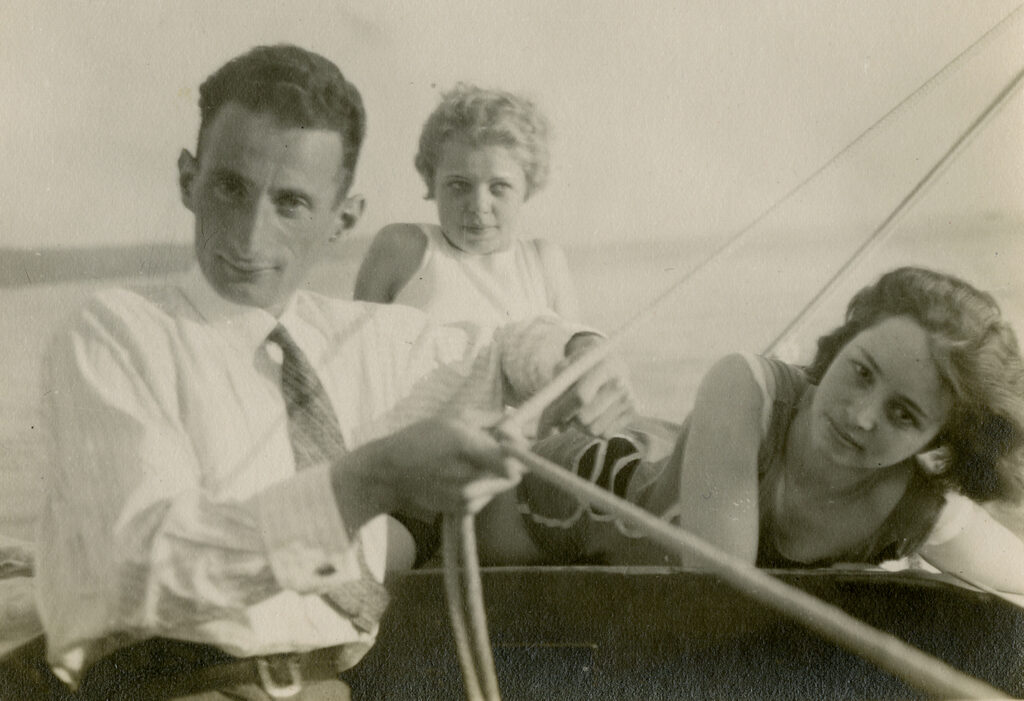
[535,239,581,320]
[919,501,1024,594]
[354,224,428,303]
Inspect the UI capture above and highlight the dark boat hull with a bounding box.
[346,566,1024,700]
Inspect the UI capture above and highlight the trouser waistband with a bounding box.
[78,637,362,700]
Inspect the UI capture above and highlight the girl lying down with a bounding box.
[476,266,1024,594]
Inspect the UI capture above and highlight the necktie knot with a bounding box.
[268,324,295,354]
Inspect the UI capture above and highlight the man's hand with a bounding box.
[333,416,523,529]
[537,333,635,439]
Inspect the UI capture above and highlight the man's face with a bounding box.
[178,103,361,315]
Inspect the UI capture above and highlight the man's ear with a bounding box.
[177,149,198,211]
[331,194,365,241]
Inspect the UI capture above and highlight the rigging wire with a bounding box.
[730,3,1022,257]
[497,3,1024,438]
[762,64,1024,355]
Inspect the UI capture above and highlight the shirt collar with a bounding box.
[181,267,289,353]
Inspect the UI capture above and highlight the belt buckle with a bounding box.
[256,654,303,699]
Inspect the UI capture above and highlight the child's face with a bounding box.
[809,315,953,471]
[433,138,528,255]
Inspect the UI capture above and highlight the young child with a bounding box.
[355,84,579,326]
[487,267,1024,594]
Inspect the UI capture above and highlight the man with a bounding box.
[36,45,632,699]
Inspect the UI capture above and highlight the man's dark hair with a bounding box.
[197,44,366,191]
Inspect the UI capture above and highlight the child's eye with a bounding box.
[446,180,470,194]
[490,182,513,196]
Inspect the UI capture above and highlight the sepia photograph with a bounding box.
[1,1,1023,698]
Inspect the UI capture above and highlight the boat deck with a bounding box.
[345,566,1024,700]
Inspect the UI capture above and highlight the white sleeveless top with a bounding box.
[393,224,556,328]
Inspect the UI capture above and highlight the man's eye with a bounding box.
[214,179,245,200]
[276,195,309,216]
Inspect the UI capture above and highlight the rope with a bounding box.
[497,436,1009,699]
[460,514,501,700]
[442,514,501,700]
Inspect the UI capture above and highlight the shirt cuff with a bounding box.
[256,467,365,593]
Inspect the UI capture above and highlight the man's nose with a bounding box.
[233,198,274,255]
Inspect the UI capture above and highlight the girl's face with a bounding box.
[433,138,528,255]
[810,315,953,471]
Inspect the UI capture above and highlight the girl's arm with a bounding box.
[663,354,766,565]
[919,500,1024,594]
[476,355,766,567]
[535,239,581,320]
[354,224,428,303]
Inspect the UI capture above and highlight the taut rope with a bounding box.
[495,438,1008,699]
[443,8,1024,699]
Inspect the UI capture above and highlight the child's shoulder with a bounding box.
[529,237,564,255]
[528,237,570,273]
[373,222,431,251]
[355,224,432,302]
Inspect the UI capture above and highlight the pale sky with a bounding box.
[1,0,1022,250]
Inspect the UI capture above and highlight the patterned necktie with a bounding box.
[267,324,389,633]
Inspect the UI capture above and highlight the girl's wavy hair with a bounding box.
[415,83,551,199]
[806,266,1024,501]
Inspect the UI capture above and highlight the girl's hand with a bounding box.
[538,334,635,439]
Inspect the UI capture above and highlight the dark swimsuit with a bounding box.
[755,358,946,567]
[520,358,947,566]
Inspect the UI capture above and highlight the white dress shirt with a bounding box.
[37,268,573,683]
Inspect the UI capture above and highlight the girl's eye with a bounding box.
[490,182,512,195]
[888,404,918,429]
[446,181,470,194]
[850,360,871,384]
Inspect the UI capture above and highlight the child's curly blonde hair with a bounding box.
[415,83,551,199]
